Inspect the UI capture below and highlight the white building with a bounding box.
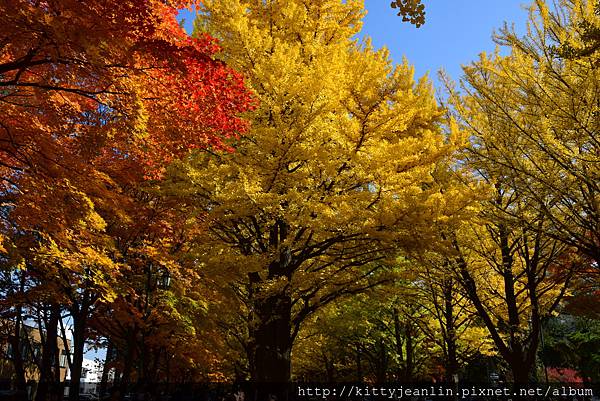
[65,358,104,395]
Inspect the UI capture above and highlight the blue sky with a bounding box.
[177,0,531,91]
[361,1,530,87]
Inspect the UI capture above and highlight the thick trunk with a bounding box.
[69,317,85,401]
[69,299,90,401]
[250,292,293,382]
[147,346,162,388]
[116,335,135,399]
[99,341,114,398]
[248,229,294,384]
[10,303,27,393]
[36,304,61,401]
[510,355,533,385]
[509,343,538,385]
[246,219,295,397]
[375,339,388,382]
[446,335,458,382]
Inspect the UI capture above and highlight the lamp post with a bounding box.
[157,268,171,290]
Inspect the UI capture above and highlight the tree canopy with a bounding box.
[164,0,473,382]
[0,0,598,398]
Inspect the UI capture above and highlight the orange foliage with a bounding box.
[0,0,254,242]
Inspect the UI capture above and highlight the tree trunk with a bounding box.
[446,334,458,382]
[246,219,294,401]
[393,308,403,382]
[250,291,293,382]
[375,339,388,382]
[509,349,536,385]
[510,355,532,385]
[456,248,538,385]
[69,294,91,401]
[10,293,27,394]
[116,334,135,400]
[99,341,114,398]
[404,322,414,382]
[355,343,363,382]
[443,280,459,382]
[36,304,61,401]
[324,353,334,382]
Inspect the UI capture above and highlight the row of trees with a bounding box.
[0,0,598,399]
[0,0,253,400]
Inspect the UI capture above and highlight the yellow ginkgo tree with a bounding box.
[441,0,598,383]
[454,0,600,268]
[166,0,471,382]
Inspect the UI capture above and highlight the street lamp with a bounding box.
[157,268,171,290]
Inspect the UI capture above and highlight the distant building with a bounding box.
[0,321,70,384]
[0,320,70,401]
[67,357,103,395]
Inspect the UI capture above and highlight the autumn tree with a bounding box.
[0,0,251,235]
[166,0,472,382]
[292,288,437,383]
[0,1,253,399]
[436,0,600,383]
[436,117,579,383]
[86,194,230,394]
[391,0,426,27]
[292,267,493,383]
[453,0,600,267]
[0,0,252,303]
[412,256,495,382]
